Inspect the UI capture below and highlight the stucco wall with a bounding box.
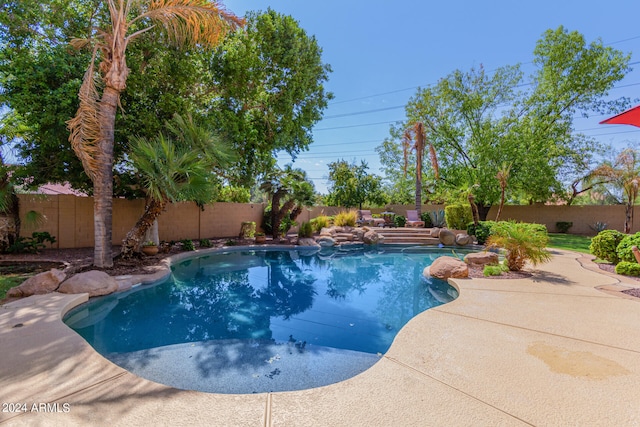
[16,194,640,248]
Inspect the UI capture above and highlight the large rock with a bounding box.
[455,233,473,246]
[6,268,66,298]
[58,270,118,297]
[363,230,383,245]
[298,237,320,248]
[319,227,335,237]
[430,228,441,238]
[316,236,337,247]
[439,229,456,246]
[464,251,499,266]
[424,256,469,279]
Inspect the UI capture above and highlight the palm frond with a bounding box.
[67,49,102,182]
[130,0,243,46]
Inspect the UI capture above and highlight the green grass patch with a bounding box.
[547,233,592,254]
[0,274,32,300]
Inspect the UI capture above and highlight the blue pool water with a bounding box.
[64,246,462,393]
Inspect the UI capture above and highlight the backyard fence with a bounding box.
[15,194,640,249]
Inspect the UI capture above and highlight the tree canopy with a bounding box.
[378,26,631,217]
[207,8,333,184]
[325,159,388,209]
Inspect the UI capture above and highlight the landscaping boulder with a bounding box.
[464,251,499,267]
[353,228,366,241]
[316,236,337,247]
[58,270,118,297]
[430,228,441,238]
[6,268,66,298]
[424,256,469,279]
[363,230,383,245]
[439,229,456,246]
[455,233,473,246]
[298,237,320,248]
[319,227,335,237]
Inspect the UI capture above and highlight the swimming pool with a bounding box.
[64,246,462,393]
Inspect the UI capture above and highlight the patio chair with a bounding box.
[405,210,425,228]
[358,210,385,227]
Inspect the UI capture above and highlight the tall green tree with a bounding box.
[379,27,630,218]
[66,0,241,267]
[208,9,333,184]
[260,166,315,238]
[325,160,388,209]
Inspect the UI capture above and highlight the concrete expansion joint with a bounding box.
[383,356,535,426]
[56,371,129,401]
[263,392,273,427]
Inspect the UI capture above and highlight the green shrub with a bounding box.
[394,215,406,227]
[298,221,313,238]
[483,263,508,277]
[486,221,551,271]
[467,221,496,245]
[8,232,57,254]
[615,261,640,276]
[420,211,434,228]
[589,229,625,263]
[555,221,573,233]
[181,239,195,251]
[199,238,212,248]
[311,215,330,233]
[444,204,472,230]
[616,232,640,263]
[225,239,237,246]
[334,210,357,227]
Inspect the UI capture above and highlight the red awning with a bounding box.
[600,104,640,128]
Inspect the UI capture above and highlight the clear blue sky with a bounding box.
[224,0,640,194]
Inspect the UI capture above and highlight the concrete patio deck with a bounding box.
[1,249,639,426]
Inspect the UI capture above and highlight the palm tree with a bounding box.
[495,162,512,221]
[120,114,235,258]
[260,166,315,239]
[67,0,242,267]
[403,122,438,215]
[612,149,640,233]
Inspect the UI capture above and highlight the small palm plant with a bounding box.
[486,221,552,271]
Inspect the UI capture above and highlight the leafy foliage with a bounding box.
[429,209,446,227]
[420,211,433,228]
[444,205,472,230]
[298,221,313,238]
[467,221,496,245]
[325,160,388,208]
[615,261,640,277]
[378,27,631,215]
[208,9,332,184]
[483,263,508,277]
[8,231,56,254]
[394,215,407,227]
[616,232,640,263]
[486,221,551,271]
[589,229,625,263]
[310,215,330,233]
[555,221,573,233]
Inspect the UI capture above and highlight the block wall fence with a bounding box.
[16,194,640,249]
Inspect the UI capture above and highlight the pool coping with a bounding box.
[1,248,640,426]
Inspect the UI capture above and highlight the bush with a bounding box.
[483,263,508,277]
[199,238,212,248]
[589,229,625,263]
[555,221,573,233]
[334,210,357,227]
[616,232,640,263]
[310,215,330,233]
[420,211,434,228]
[444,204,472,230]
[486,221,551,271]
[467,221,495,245]
[8,232,57,254]
[615,261,640,276]
[589,221,608,233]
[298,221,313,238]
[181,239,195,251]
[394,215,406,227]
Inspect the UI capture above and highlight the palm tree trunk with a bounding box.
[496,187,506,221]
[93,86,121,267]
[121,198,167,258]
[625,202,633,234]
